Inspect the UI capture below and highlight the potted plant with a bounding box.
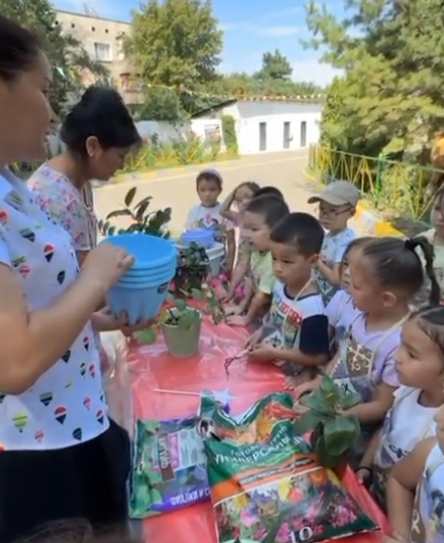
[134,285,225,357]
[293,375,361,468]
[98,186,172,238]
[174,242,210,294]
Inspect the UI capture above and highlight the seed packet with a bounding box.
[129,415,210,518]
[204,411,377,542]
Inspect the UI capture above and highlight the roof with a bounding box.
[55,8,130,26]
[191,99,237,118]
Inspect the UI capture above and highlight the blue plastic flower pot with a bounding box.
[180,228,214,248]
[105,234,176,270]
[116,262,177,285]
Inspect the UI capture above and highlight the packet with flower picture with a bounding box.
[204,400,377,543]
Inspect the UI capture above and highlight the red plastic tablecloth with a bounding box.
[126,317,389,543]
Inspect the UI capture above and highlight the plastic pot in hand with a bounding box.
[104,234,176,324]
[161,308,202,358]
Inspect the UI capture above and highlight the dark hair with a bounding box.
[339,236,371,275]
[359,236,440,305]
[60,86,141,154]
[0,16,42,81]
[254,186,284,200]
[410,306,444,358]
[270,212,324,256]
[196,169,222,190]
[237,181,261,195]
[244,195,290,228]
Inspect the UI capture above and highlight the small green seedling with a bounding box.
[133,284,225,344]
[293,375,361,468]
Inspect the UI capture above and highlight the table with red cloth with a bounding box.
[125,316,389,543]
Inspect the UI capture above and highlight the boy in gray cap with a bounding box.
[308,180,361,304]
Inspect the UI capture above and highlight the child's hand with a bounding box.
[354,466,372,484]
[290,377,321,396]
[224,304,242,316]
[249,344,279,361]
[245,330,261,350]
[226,315,249,326]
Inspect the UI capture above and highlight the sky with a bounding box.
[54,0,344,86]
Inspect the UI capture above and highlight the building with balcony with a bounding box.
[55,9,143,105]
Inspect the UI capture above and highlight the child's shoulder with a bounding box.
[418,227,435,243]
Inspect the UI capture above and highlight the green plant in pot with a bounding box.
[98,186,172,238]
[134,285,225,357]
[293,375,361,468]
[174,242,210,294]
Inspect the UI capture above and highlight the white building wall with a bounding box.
[221,101,322,155]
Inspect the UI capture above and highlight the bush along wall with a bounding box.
[221,115,238,154]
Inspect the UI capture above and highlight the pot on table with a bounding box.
[161,309,202,358]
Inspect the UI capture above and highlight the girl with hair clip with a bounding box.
[356,306,444,511]
[293,236,440,465]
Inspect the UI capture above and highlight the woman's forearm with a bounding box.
[0,266,105,394]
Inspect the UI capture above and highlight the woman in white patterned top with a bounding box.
[0,16,146,543]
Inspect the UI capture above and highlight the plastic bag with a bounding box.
[129,414,209,518]
[204,399,377,543]
[100,331,134,438]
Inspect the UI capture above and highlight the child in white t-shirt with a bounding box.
[308,180,360,304]
[185,168,235,274]
[246,212,329,384]
[326,236,371,351]
[356,307,444,510]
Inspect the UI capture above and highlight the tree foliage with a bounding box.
[306,0,444,162]
[124,0,223,90]
[255,49,293,81]
[1,0,110,116]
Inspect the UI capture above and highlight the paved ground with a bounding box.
[94,150,318,232]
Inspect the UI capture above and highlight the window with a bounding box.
[93,42,112,61]
[71,22,75,28]
[91,26,95,31]
[105,29,109,33]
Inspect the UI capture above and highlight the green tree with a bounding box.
[256,49,292,81]
[1,0,110,116]
[304,0,444,162]
[124,0,223,90]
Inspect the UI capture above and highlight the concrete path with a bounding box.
[94,150,318,232]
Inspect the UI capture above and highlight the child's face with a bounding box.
[235,185,255,211]
[394,318,444,389]
[348,252,398,313]
[242,211,270,251]
[318,200,353,232]
[431,193,444,232]
[340,247,358,291]
[197,177,221,207]
[270,242,315,286]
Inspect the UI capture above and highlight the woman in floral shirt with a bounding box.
[29,86,140,265]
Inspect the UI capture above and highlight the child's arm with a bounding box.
[315,258,341,286]
[228,251,250,297]
[356,429,381,482]
[344,381,396,422]
[387,437,436,541]
[244,290,270,326]
[255,315,329,367]
[220,188,238,222]
[225,227,236,274]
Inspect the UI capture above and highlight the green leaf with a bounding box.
[124,187,137,207]
[190,288,204,301]
[323,415,360,456]
[293,411,324,435]
[339,390,361,410]
[106,209,134,220]
[134,328,157,344]
[319,375,340,407]
[314,433,340,469]
[299,391,330,415]
[174,299,187,312]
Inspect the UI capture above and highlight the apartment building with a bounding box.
[55,9,143,104]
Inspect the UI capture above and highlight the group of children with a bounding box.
[185,167,444,542]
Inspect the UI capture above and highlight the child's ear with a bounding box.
[307,253,319,265]
[349,206,357,218]
[382,290,397,308]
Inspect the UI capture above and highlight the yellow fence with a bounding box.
[307,145,444,221]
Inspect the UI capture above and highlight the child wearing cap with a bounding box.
[308,180,360,304]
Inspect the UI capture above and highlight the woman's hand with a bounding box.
[82,242,134,294]
[92,307,155,335]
